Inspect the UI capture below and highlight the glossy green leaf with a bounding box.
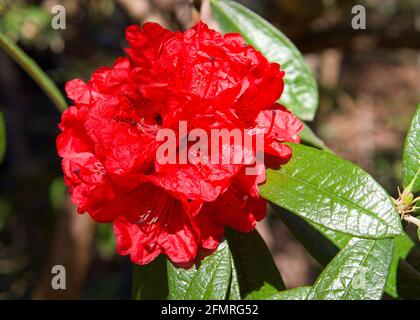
[0,31,67,112]
[166,230,282,300]
[210,0,318,121]
[0,110,6,163]
[228,256,241,300]
[225,228,285,299]
[308,238,393,300]
[269,286,311,300]
[132,255,168,300]
[167,240,232,300]
[167,262,197,299]
[260,143,403,238]
[272,204,413,298]
[402,105,420,192]
[311,223,412,298]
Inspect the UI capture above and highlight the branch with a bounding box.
[403,214,420,229]
[0,32,67,112]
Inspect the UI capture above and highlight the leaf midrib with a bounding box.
[341,240,376,299]
[265,169,400,236]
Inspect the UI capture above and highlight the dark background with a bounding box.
[0,0,419,299]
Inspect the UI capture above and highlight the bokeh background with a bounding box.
[0,0,419,299]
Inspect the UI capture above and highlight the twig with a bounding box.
[403,214,420,228]
[0,32,67,112]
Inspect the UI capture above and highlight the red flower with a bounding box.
[57,22,302,265]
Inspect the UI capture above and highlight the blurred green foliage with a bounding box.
[0,0,63,52]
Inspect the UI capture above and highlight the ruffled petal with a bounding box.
[113,183,199,265]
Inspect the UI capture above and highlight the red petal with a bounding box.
[114,183,199,265]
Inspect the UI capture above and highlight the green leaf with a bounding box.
[132,255,169,300]
[272,204,413,298]
[310,222,412,298]
[0,31,67,112]
[308,238,393,300]
[228,256,241,300]
[269,286,311,300]
[167,240,232,300]
[402,105,420,192]
[260,143,403,238]
[0,110,6,163]
[210,0,318,121]
[166,229,284,300]
[225,228,285,299]
[300,123,329,151]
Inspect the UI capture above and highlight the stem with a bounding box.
[403,214,420,228]
[0,32,67,112]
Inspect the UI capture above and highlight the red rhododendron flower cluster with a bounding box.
[57,22,302,265]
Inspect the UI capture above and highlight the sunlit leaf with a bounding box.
[260,143,403,238]
[167,241,232,300]
[308,238,393,300]
[402,105,420,192]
